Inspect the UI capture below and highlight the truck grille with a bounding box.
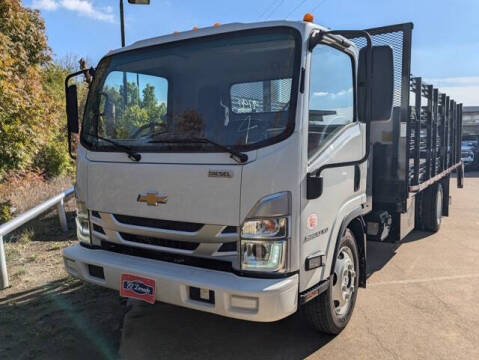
[120,232,200,251]
[89,211,239,260]
[217,242,237,252]
[100,241,233,273]
[114,214,204,232]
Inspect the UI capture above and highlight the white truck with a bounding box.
[62,17,463,334]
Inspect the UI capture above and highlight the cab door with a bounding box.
[300,43,367,292]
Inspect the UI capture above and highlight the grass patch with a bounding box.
[18,227,35,244]
[5,246,21,262]
[13,267,26,277]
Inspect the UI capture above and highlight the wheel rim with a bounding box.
[436,188,443,225]
[332,246,356,316]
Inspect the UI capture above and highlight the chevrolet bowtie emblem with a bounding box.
[137,192,168,206]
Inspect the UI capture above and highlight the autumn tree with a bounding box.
[0,0,53,175]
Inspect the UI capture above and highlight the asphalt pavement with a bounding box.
[119,173,479,360]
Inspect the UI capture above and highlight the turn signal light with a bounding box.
[303,13,314,22]
[193,26,199,30]
[214,22,220,27]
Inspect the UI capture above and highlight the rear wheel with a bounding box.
[301,228,359,335]
[422,183,443,232]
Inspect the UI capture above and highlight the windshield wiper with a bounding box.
[148,137,248,163]
[85,133,141,162]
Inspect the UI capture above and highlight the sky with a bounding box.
[26,0,479,105]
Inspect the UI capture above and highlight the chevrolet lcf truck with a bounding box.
[62,17,463,334]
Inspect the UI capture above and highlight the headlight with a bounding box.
[75,200,91,245]
[241,217,287,239]
[239,192,291,273]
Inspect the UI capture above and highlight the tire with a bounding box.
[422,183,443,232]
[301,228,359,335]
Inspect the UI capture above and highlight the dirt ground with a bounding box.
[0,198,124,360]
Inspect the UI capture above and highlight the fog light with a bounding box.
[241,240,286,272]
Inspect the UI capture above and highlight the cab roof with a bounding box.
[108,20,328,57]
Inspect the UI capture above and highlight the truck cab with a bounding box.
[63,17,462,334]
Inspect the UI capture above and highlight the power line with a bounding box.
[264,0,285,20]
[257,0,279,20]
[286,0,310,19]
[311,0,330,13]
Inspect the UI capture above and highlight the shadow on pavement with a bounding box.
[121,301,334,360]
[0,278,123,360]
[366,229,432,278]
[464,170,479,178]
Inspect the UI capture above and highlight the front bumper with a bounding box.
[63,244,298,322]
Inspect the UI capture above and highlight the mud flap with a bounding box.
[457,162,464,189]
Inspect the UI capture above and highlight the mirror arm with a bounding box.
[307,30,373,199]
[64,70,84,91]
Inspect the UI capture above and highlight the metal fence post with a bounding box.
[0,235,8,289]
[0,187,73,290]
[57,199,68,232]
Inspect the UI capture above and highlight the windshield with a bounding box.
[81,27,301,153]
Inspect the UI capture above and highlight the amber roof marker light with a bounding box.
[303,13,314,22]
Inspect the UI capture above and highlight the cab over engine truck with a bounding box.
[63,18,463,334]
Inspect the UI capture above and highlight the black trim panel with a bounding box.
[80,241,297,279]
[299,278,330,305]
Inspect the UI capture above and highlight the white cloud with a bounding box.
[424,76,479,87]
[31,0,59,11]
[313,88,353,98]
[424,77,479,106]
[60,0,114,22]
[30,0,114,23]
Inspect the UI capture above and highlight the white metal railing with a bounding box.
[0,187,74,289]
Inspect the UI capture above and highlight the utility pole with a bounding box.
[120,0,127,107]
[119,1,150,107]
[120,0,126,47]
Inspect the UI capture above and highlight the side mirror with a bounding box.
[358,45,394,122]
[66,84,79,134]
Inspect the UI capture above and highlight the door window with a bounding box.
[308,45,354,158]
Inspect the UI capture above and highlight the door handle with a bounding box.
[354,165,360,192]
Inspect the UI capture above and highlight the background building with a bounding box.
[463,106,479,137]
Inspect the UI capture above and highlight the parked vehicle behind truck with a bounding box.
[62,16,463,334]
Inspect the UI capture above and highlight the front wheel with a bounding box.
[301,228,359,335]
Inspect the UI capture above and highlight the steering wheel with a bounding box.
[130,122,165,139]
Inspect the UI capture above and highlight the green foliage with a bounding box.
[98,81,166,139]
[18,227,34,244]
[0,0,52,174]
[34,140,74,178]
[0,0,83,178]
[0,201,13,224]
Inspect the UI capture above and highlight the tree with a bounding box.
[141,84,166,123]
[0,0,52,174]
[142,84,157,109]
